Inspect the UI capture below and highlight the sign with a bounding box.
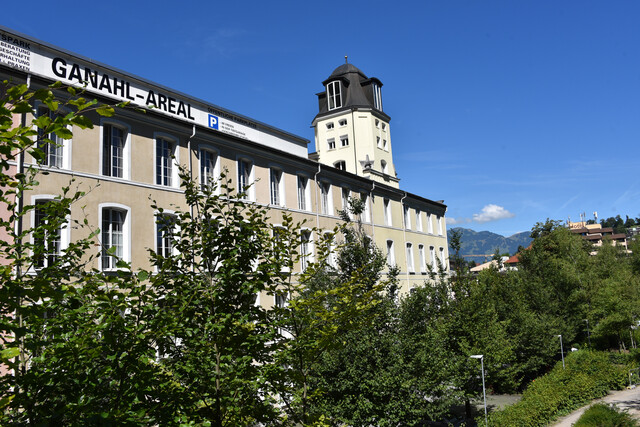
[0,28,307,157]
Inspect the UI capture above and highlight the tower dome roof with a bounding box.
[328,63,368,80]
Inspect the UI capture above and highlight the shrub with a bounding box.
[574,403,638,427]
[487,351,627,427]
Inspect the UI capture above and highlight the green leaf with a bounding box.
[96,105,115,117]
[1,346,20,360]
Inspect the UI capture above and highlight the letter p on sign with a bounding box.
[208,114,219,130]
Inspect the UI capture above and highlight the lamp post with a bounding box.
[556,334,565,369]
[470,355,487,427]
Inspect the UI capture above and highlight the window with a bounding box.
[439,247,446,270]
[381,160,388,174]
[406,243,414,273]
[327,81,342,110]
[102,123,128,178]
[386,240,395,266]
[437,215,443,235]
[419,244,426,273]
[416,210,422,232]
[320,182,332,215]
[297,176,310,211]
[382,123,387,131]
[327,138,336,150]
[340,135,349,147]
[383,139,388,150]
[377,136,381,148]
[270,168,284,206]
[326,122,334,129]
[404,206,411,230]
[156,213,176,258]
[373,83,382,111]
[361,193,371,223]
[427,213,433,234]
[36,106,68,168]
[237,159,254,200]
[430,246,436,270]
[200,148,218,190]
[339,119,347,127]
[101,205,129,270]
[33,199,64,268]
[341,188,350,213]
[375,119,380,128]
[323,231,336,268]
[384,198,392,226]
[156,137,175,186]
[334,160,346,170]
[300,231,312,271]
[272,226,290,272]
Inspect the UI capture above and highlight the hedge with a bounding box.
[487,351,628,427]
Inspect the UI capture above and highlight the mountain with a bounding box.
[448,227,533,263]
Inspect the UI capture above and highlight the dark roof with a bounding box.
[314,62,389,122]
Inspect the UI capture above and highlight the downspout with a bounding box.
[314,163,321,230]
[370,181,376,241]
[188,124,196,272]
[16,74,32,374]
[401,191,408,290]
[350,110,358,175]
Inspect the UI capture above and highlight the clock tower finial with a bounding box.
[345,55,348,64]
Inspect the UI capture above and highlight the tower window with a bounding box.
[326,122,334,129]
[339,119,347,127]
[327,138,336,150]
[327,81,342,110]
[340,136,349,147]
[381,160,388,174]
[334,160,346,171]
[373,83,383,111]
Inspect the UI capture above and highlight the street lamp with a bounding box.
[556,334,565,369]
[470,355,487,427]
[584,319,591,347]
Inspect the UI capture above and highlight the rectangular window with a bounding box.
[427,213,433,234]
[439,247,446,270]
[300,231,311,271]
[156,138,174,186]
[404,206,411,230]
[297,176,308,211]
[341,188,350,212]
[102,208,126,270]
[156,214,176,258]
[340,136,349,147]
[327,81,342,110]
[326,122,334,129]
[384,198,392,226]
[103,124,125,178]
[430,246,436,270]
[339,119,347,127]
[34,200,62,268]
[320,182,331,215]
[361,193,371,223]
[416,209,422,232]
[386,240,395,266]
[200,149,217,190]
[270,168,283,206]
[323,231,336,267]
[373,83,383,111]
[36,106,64,168]
[406,243,414,273]
[238,159,253,199]
[437,215,443,235]
[419,244,426,273]
[327,138,336,150]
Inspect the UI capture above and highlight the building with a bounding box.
[0,26,449,296]
[567,221,628,254]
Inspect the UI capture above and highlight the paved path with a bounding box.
[551,386,640,426]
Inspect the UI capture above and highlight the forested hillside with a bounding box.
[448,227,533,263]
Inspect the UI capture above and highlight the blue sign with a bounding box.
[208,114,219,130]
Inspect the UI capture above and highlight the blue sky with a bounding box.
[5,1,640,236]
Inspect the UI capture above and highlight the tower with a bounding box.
[311,60,400,188]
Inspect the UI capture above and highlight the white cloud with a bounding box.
[472,204,515,223]
[446,217,471,225]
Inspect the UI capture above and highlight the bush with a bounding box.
[487,351,627,427]
[574,403,638,427]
